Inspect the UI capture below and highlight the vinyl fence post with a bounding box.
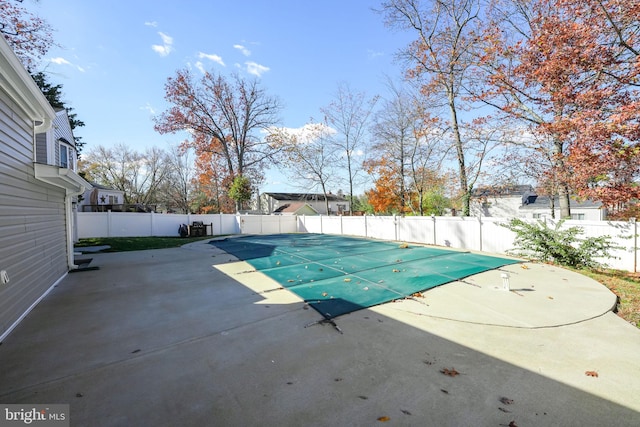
[364,214,368,238]
[432,215,436,245]
[478,214,483,252]
[394,215,398,241]
[631,217,637,273]
[107,210,112,237]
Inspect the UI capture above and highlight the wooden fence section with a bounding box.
[76,212,638,272]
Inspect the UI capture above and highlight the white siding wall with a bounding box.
[0,94,68,338]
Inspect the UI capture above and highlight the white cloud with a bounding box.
[198,52,225,66]
[233,44,251,56]
[140,103,156,115]
[195,61,206,74]
[51,57,72,66]
[367,49,384,60]
[144,21,158,27]
[50,57,85,72]
[271,123,336,145]
[152,32,173,56]
[245,61,269,77]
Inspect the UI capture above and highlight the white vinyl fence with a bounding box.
[76,212,638,272]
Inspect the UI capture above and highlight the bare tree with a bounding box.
[380,0,485,216]
[159,145,196,213]
[80,144,171,209]
[321,82,379,213]
[273,122,339,214]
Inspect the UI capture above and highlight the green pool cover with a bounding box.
[210,234,520,319]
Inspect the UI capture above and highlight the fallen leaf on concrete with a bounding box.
[585,370,599,377]
[358,395,368,400]
[498,407,511,413]
[412,292,424,298]
[499,397,514,405]
[521,264,529,269]
[440,368,460,377]
[334,378,343,382]
[377,416,391,422]
[440,389,449,394]
[548,296,554,300]
[401,409,412,415]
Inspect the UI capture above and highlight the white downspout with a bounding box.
[66,193,78,270]
[66,185,87,270]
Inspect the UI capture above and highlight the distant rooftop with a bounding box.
[265,192,348,202]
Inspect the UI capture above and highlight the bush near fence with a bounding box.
[76,212,638,272]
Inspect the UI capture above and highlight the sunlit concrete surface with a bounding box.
[0,238,638,426]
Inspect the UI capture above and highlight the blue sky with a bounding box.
[25,0,414,192]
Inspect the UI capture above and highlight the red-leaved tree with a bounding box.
[478,0,640,218]
[154,69,282,213]
[0,0,54,71]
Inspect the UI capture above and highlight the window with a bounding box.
[532,213,542,219]
[570,213,585,220]
[59,144,68,168]
[108,195,118,204]
[58,143,75,170]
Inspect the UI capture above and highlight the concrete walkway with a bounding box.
[1,239,639,426]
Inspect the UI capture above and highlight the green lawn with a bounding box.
[75,236,216,252]
[577,268,640,328]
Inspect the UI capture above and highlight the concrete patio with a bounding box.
[0,238,639,426]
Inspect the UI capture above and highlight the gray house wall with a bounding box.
[0,93,69,339]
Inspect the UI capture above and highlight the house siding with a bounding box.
[0,92,68,338]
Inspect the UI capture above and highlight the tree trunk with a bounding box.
[553,139,571,218]
[448,90,470,216]
[558,185,571,219]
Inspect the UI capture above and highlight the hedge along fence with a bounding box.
[76,212,638,272]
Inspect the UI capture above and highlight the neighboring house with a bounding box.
[259,192,350,215]
[0,36,91,340]
[519,195,607,221]
[79,183,125,212]
[273,202,319,216]
[471,184,607,220]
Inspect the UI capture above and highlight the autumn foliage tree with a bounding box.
[0,0,54,71]
[154,69,282,213]
[365,157,406,214]
[478,0,640,218]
